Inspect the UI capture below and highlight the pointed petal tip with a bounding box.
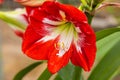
[83,66,91,72]
[48,68,58,74]
[14,30,24,38]
[47,46,72,74]
[48,63,60,74]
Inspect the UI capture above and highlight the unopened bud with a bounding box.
[14,0,55,7]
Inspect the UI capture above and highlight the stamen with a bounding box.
[42,11,67,26]
[54,42,68,57]
[59,10,66,21]
[54,42,64,50]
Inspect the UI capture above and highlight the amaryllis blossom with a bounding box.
[15,0,55,6]
[22,1,96,73]
[0,8,28,37]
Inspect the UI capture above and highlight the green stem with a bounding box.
[54,75,63,80]
[37,68,52,80]
[72,66,83,80]
[85,12,94,24]
[13,62,43,80]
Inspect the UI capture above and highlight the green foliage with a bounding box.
[54,75,63,80]
[87,27,120,80]
[55,64,83,80]
[57,63,74,80]
[72,66,83,80]
[96,27,120,41]
[37,68,52,80]
[96,27,120,60]
[58,0,80,6]
[88,40,120,80]
[13,62,43,80]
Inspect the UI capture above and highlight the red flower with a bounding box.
[22,1,96,73]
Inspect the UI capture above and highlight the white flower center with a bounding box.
[40,10,82,57]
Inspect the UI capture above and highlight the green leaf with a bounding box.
[72,66,83,80]
[110,67,120,80]
[96,27,120,60]
[58,63,74,80]
[13,62,42,80]
[96,32,120,60]
[96,27,120,41]
[88,40,120,80]
[37,68,52,80]
[56,64,83,80]
[54,75,63,80]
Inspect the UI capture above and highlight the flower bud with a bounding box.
[14,0,55,6]
[0,8,28,38]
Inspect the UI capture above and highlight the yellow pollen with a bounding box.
[54,42,65,50]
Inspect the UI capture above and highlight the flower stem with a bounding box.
[85,12,94,24]
[72,66,83,80]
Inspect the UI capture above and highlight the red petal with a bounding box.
[57,2,87,22]
[14,30,24,38]
[22,20,52,52]
[71,24,96,71]
[70,46,88,70]
[48,46,73,73]
[22,22,55,60]
[26,2,62,23]
[40,1,87,23]
[25,40,54,60]
[71,43,96,71]
[22,24,43,53]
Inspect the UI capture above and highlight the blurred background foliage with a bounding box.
[0,0,22,10]
[58,0,80,6]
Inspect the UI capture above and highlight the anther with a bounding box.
[54,42,64,50]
